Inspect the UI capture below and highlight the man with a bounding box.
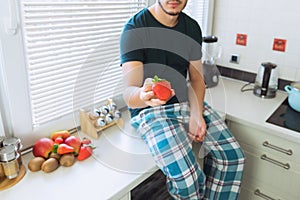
[120,0,245,199]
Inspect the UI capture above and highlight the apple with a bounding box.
[64,136,81,155]
[32,138,55,159]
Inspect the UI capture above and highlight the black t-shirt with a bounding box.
[120,8,203,118]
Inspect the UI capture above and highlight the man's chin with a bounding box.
[158,1,182,16]
[167,11,180,16]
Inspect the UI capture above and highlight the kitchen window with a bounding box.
[0,0,213,148]
[184,0,214,36]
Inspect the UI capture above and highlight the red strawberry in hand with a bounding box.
[152,75,172,101]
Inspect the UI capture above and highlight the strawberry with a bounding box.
[81,137,92,145]
[152,75,172,101]
[77,145,94,161]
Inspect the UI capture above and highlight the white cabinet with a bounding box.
[228,120,300,200]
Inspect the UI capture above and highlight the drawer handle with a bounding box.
[262,141,293,156]
[260,154,290,170]
[254,189,280,200]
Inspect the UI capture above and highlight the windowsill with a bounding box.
[1,109,158,200]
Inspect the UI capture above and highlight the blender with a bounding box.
[202,36,221,88]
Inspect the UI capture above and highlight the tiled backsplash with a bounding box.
[217,65,292,91]
[213,0,300,82]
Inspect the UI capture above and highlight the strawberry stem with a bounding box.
[152,75,169,84]
[152,75,160,83]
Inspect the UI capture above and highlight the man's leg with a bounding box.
[202,103,246,200]
[131,103,206,199]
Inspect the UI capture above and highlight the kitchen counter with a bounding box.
[0,111,158,200]
[1,77,299,200]
[205,77,300,143]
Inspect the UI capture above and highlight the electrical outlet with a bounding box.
[273,38,286,52]
[236,34,247,46]
[230,54,240,64]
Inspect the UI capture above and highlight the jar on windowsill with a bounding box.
[0,145,20,179]
[0,136,6,181]
[0,160,5,181]
[3,137,23,166]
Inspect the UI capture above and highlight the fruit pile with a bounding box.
[28,130,95,173]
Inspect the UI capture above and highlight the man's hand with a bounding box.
[140,78,175,107]
[188,115,207,142]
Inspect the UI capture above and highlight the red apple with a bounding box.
[32,138,55,159]
[64,136,81,155]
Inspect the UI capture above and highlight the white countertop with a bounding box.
[1,111,158,200]
[205,77,300,143]
[1,77,299,200]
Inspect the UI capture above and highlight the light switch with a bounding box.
[230,54,240,64]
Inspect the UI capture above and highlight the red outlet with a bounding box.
[236,34,247,46]
[273,38,286,52]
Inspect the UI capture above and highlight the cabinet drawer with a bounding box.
[240,184,284,200]
[230,121,300,164]
[240,175,292,200]
[240,141,300,172]
[241,148,300,199]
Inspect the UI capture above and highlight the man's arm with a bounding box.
[188,60,206,114]
[122,61,147,108]
[122,61,168,108]
[188,59,207,141]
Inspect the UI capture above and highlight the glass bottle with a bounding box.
[0,145,20,179]
[3,137,23,166]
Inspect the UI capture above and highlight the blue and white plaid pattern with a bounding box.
[131,102,245,200]
[202,102,245,200]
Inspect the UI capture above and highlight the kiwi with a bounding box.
[41,158,59,173]
[49,152,61,161]
[28,157,46,172]
[59,153,75,167]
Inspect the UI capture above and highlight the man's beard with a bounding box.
[158,0,186,16]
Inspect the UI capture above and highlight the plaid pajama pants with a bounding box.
[131,102,245,200]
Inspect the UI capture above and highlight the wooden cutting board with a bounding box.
[0,165,26,191]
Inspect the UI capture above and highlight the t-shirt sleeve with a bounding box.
[188,20,203,61]
[120,23,144,65]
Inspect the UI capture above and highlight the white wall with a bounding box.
[213,0,300,82]
[148,0,155,6]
